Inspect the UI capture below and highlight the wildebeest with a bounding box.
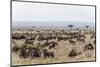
[29,47,41,58]
[25,34,36,40]
[25,39,34,45]
[43,49,54,59]
[83,43,94,52]
[68,49,81,57]
[12,33,26,40]
[41,40,51,47]
[18,45,41,59]
[69,40,75,44]
[49,41,58,49]
[19,45,30,58]
[12,45,20,53]
[77,38,85,43]
[90,35,95,39]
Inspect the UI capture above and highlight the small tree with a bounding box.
[85,25,89,29]
[68,24,74,30]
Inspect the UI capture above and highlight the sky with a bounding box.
[12,1,95,27]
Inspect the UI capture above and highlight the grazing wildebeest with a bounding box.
[29,47,41,58]
[19,46,30,58]
[43,49,54,59]
[26,35,36,40]
[77,38,85,43]
[38,35,48,41]
[57,34,69,41]
[90,35,95,39]
[49,41,58,49]
[12,33,25,40]
[25,39,34,45]
[83,43,94,52]
[12,45,20,53]
[42,40,50,47]
[69,40,75,44]
[68,49,81,57]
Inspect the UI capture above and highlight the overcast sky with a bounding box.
[12,1,95,27]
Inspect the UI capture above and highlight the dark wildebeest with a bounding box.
[25,34,36,40]
[68,49,81,57]
[90,35,95,39]
[19,46,30,58]
[49,41,58,49]
[69,40,75,44]
[12,45,20,53]
[12,33,25,40]
[43,49,54,59]
[29,47,41,58]
[83,43,94,52]
[42,40,50,47]
[38,35,48,41]
[77,38,85,43]
[25,39,34,45]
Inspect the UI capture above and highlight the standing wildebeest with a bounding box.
[25,35,34,45]
[43,49,55,59]
[68,49,81,57]
[49,41,58,49]
[12,33,25,40]
[12,45,20,53]
[42,40,50,47]
[90,35,95,39]
[25,39,34,45]
[19,46,30,58]
[77,38,85,43]
[83,43,94,52]
[69,40,75,44]
[29,47,41,58]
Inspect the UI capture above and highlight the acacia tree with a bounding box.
[85,25,89,29]
[68,24,74,30]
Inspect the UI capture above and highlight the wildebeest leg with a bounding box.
[51,53,54,58]
[44,54,47,59]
